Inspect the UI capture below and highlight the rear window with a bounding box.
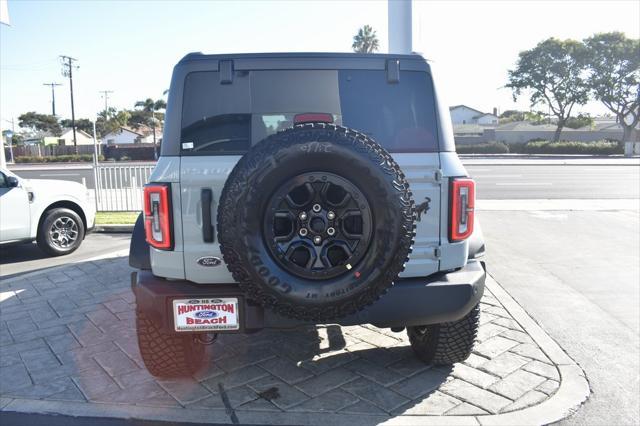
[181,69,439,154]
[339,70,439,152]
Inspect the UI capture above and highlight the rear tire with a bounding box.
[407,304,480,365]
[136,310,206,378]
[36,208,85,256]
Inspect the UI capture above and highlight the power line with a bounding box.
[43,82,62,117]
[99,90,114,114]
[60,55,78,153]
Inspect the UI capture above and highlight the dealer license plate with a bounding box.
[173,298,240,332]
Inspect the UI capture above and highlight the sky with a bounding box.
[1,0,639,132]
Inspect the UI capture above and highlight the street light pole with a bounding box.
[5,131,14,164]
[388,0,412,54]
[99,90,113,114]
[43,82,62,116]
[92,118,99,166]
[60,55,78,153]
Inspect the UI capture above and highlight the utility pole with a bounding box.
[60,55,78,153]
[43,82,62,116]
[99,90,113,115]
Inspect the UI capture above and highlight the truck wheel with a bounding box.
[218,123,415,322]
[136,310,206,378]
[36,208,85,256]
[407,304,480,365]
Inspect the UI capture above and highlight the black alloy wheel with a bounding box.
[263,172,373,281]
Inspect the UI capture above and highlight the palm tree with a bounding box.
[134,98,166,114]
[352,25,379,53]
[134,98,166,149]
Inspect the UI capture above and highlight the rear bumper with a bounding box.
[131,260,486,333]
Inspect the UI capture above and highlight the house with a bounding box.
[102,127,144,145]
[23,128,94,146]
[449,105,499,125]
[47,128,94,146]
[102,125,163,145]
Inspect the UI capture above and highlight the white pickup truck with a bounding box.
[0,167,95,256]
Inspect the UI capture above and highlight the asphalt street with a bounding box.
[0,233,130,279]
[480,209,639,425]
[467,165,640,199]
[9,163,640,200]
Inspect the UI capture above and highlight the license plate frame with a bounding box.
[172,297,240,332]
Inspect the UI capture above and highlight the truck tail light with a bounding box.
[449,178,475,242]
[144,183,173,250]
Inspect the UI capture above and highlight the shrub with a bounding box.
[519,140,623,155]
[456,140,624,155]
[456,142,510,154]
[15,154,104,163]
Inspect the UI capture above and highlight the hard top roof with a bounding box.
[175,52,430,73]
[179,51,427,63]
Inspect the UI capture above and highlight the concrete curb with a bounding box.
[0,273,590,425]
[93,224,134,233]
[477,277,591,425]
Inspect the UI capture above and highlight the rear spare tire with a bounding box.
[218,123,415,321]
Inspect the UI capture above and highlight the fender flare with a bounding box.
[129,213,151,270]
[468,218,486,260]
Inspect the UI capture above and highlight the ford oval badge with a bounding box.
[195,310,217,319]
[197,256,222,267]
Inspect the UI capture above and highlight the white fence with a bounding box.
[94,163,155,211]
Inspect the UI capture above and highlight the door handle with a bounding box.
[201,188,214,243]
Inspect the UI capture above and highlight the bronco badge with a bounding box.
[197,256,222,267]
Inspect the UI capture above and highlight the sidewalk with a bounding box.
[0,254,589,425]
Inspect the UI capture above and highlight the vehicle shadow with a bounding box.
[0,242,48,263]
[211,325,453,417]
[0,255,452,420]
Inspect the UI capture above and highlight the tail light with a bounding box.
[449,178,475,242]
[143,183,173,250]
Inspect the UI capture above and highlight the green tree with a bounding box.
[2,130,24,145]
[565,113,594,129]
[498,110,547,124]
[352,25,379,54]
[60,118,95,136]
[507,38,589,141]
[18,112,61,135]
[96,108,130,137]
[584,32,640,141]
[134,98,167,114]
[133,98,166,145]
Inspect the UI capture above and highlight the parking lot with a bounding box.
[0,251,585,425]
[1,161,638,424]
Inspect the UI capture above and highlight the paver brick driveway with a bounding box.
[0,254,567,422]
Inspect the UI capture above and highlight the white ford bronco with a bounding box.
[129,52,486,377]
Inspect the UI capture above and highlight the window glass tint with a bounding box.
[181,71,251,154]
[338,70,439,152]
[252,70,341,113]
[0,172,6,188]
[181,69,439,154]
